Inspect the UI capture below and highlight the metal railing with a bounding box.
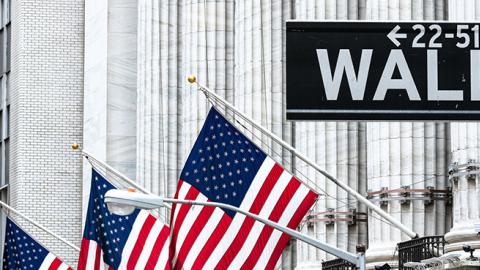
[398,235,445,269]
[322,258,357,270]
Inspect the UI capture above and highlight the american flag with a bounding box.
[78,169,170,270]
[3,217,72,270]
[170,108,318,269]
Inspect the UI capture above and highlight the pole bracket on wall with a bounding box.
[367,186,451,205]
[304,208,368,226]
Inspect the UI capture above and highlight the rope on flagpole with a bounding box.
[0,200,80,251]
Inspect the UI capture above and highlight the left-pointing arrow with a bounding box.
[387,25,407,47]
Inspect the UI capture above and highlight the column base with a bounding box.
[295,262,322,270]
[366,242,398,269]
[445,221,480,254]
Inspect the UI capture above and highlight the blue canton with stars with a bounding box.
[83,170,139,269]
[3,217,49,270]
[180,108,267,217]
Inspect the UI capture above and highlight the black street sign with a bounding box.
[286,21,480,120]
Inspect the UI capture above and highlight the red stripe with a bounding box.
[145,225,171,269]
[265,190,318,270]
[77,238,90,270]
[241,179,301,269]
[169,180,184,270]
[48,258,62,270]
[170,180,184,226]
[214,164,284,269]
[94,244,101,270]
[173,203,215,270]
[126,215,157,269]
[170,187,200,256]
[191,213,232,269]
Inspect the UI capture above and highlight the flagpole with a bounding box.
[0,200,80,251]
[81,150,172,210]
[187,75,418,239]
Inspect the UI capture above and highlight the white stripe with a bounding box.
[84,241,98,270]
[171,182,191,230]
[118,210,150,269]
[58,263,70,270]
[172,190,207,265]
[229,170,293,268]
[203,158,276,268]
[39,253,56,270]
[182,207,224,269]
[154,233,170,270]
[254,185,310,270]
[135,219,165,270]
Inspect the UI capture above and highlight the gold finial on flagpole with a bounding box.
[187,75,197,84]
[71,143,80,150]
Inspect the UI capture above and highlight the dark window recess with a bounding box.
[5,23,10,72]
[4,137,9,185]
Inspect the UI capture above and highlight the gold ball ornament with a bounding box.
[187,75,197,84]
[71,143,80,150]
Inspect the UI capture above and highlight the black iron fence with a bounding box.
[397,235,445,269]
[322,258,357,270]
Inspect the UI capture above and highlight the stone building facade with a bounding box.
[2,0,479,268]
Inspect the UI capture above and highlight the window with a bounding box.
[5,24,9,72]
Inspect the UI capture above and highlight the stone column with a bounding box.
[365,2,450,268]
[445,0,480,256]
[84,0,137,212]
[294,1,368,269]
[233,1,296,268]
[137,0,183,199]
[136,0,234,213]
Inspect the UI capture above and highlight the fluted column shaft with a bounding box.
[294,1,368,269]
[365,1,450,269]
[445,0,480,255]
